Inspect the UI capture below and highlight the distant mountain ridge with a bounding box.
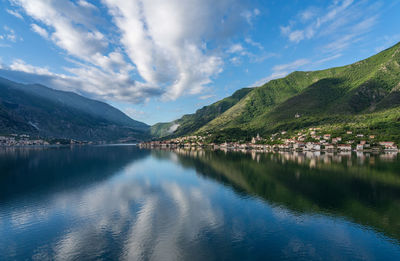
[152,42,400,142]
[0,77,149,141]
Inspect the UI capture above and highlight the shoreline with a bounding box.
[139,144,399,155]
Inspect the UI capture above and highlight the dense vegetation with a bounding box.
[0,77,149,141]
[151,88,252,138]
[153,42,400,143]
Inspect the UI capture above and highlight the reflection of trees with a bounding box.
[0,146,150,202]
[153,149,400,242]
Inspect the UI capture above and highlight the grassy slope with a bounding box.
[151,88,252,138]
[199,70,341,131]
[196,42,400,141]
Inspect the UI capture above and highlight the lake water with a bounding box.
[1,145,400,260]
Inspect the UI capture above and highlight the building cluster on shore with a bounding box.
[0,134,88,146]
[0,134,49,146]
[140,129,398,153]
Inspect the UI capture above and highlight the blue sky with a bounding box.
[0,0,400,125]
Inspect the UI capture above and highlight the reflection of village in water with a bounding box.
[2,144,400,258]
[146,146,399,169]
[148,146,400,244]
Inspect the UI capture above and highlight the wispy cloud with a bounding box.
[227,39,274,65]
[272,59,310,72]
[280,0,381,52]
[245,37,264,50]
[253,59,310,86]
[298,7,319,23]
[229,56,242,66]
[241,8,260,25]
[253,59,310,87]
[313,53,342,65]
[375,34,400,53]
[252,54,342,87]
[6,9,24,19]
[9,59,55,75]
[1,26,21,42]
[30,24,49,39]
[252,71,289,87]
[227,44,245,54]
[198,94,216,100]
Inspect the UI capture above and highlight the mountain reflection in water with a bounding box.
[0,145,399,260]
[156,149,400,242]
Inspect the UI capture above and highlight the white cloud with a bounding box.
[6,9,24,19]
[252,51,344,87]
[241,8,260,25]
[375,34,400,53]
[10,0,251,103]
[322,15,378,53]
[226,41,272,65]
[0,59,161,103]
[11,0,108,60]
[299,8,318,22]
[77,0,97,10]
[228,44,244,54]
[280,0,379,50]
[313,53,342,65]
[252,71,289,87]
[199,94,215,100]
[252,59,311,87]
[288,30,305,43]
[9,0,150,102]
[245,37,264,50]
[9,59,55,75]
[2,26,20,42]
[272,59,310,72]
[252,48,345,87]
[102,0,248,100]
[229,56,242,66]
[30,24,49,38]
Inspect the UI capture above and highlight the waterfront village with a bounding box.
[140,128,399,153]
[1,129,398,153]
[0,134,89,146]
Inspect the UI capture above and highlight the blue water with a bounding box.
[0,146,400,260]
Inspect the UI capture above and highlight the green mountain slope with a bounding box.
[0,77,150,141]
[151,88,252,138]
[193,42,400,141]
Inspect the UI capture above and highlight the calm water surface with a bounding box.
[1,145,400,260]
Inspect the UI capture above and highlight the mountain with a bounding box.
[153,42,400,142]
[0,77,150,141]
[151,87,252,138]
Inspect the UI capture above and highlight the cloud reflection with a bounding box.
[4,158,222,260]
[1,148,400,260]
